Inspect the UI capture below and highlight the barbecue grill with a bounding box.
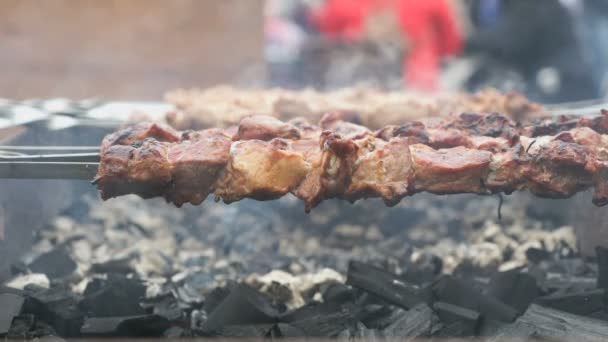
[1,94,608,341]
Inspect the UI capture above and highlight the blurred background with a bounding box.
[0,2,608,339]
[1,0,606,102]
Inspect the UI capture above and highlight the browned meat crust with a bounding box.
[164,87,546,130]
[94,110,608,212]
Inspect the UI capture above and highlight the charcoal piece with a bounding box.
[597,246,608,289]
[35,336,66,342]
[81,278,104,296]
[80,314,170,337]
[337,327,352,340]
[280,293,361,337]
[346,261,429,309]
[151,295,183,321]
[383,303,442,338]
[280,301,343,322]
[274,323,307,338]
[488,321,538,342]
[402,253,443,285]
[24,283,49,293]
[487,270,541,313]
[7,314,35,338]
[288,310,358,338]
[201,283,278,332]
[525,247,551,263]
[551,258,590,276]
[22,287,83,337]
[202,285,231,313]
[0,293,24,335]
[322,283,356,304]
[0,285,25,296]
[163,326,186,338]
[94,315,169,336]
[336,329,354,342]
[80,276,146,317]
[433,301,480,335]
[435,320,476,338]
[7,315,61,340]
[495,304,608,341]
[210,324,274,338]
[433,301,480,323]
[359,327,381,341]
[535,289,605,316]
[432,276,518,322]
[351,322,381,341]
[280,297,362,338]
[590,310,608,321]
[141,293,183,321]
[28,321,59,339]
[452,259,492,279]
[543,274,598,292]
[359,305,397,330]
[11,261,29,276]
[28,248,76,279]
[89,258,134,275]
[478,318,509,337]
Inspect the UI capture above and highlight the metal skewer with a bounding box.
[0,99,605,181]
[0,152,100,163]
[0,161,99,180]
[0,147,100,180]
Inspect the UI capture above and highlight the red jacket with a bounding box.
[311,0,463,90]
[310,0,373,41]
[397,0,463,91]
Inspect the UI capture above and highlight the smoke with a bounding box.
[0,179,75,281]
[0,119,110,281]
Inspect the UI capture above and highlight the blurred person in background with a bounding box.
[309,0,463,91]
[265,0,310,88]
[306,0,404,88]
[467,0,502,29]
[465,0,597,103]
[309,0,373,41]
[395,0,463,91]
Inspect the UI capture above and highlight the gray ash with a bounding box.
[1,193,607,340]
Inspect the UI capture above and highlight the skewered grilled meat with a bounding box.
[164,87,545,130]
[94,110,608,212]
